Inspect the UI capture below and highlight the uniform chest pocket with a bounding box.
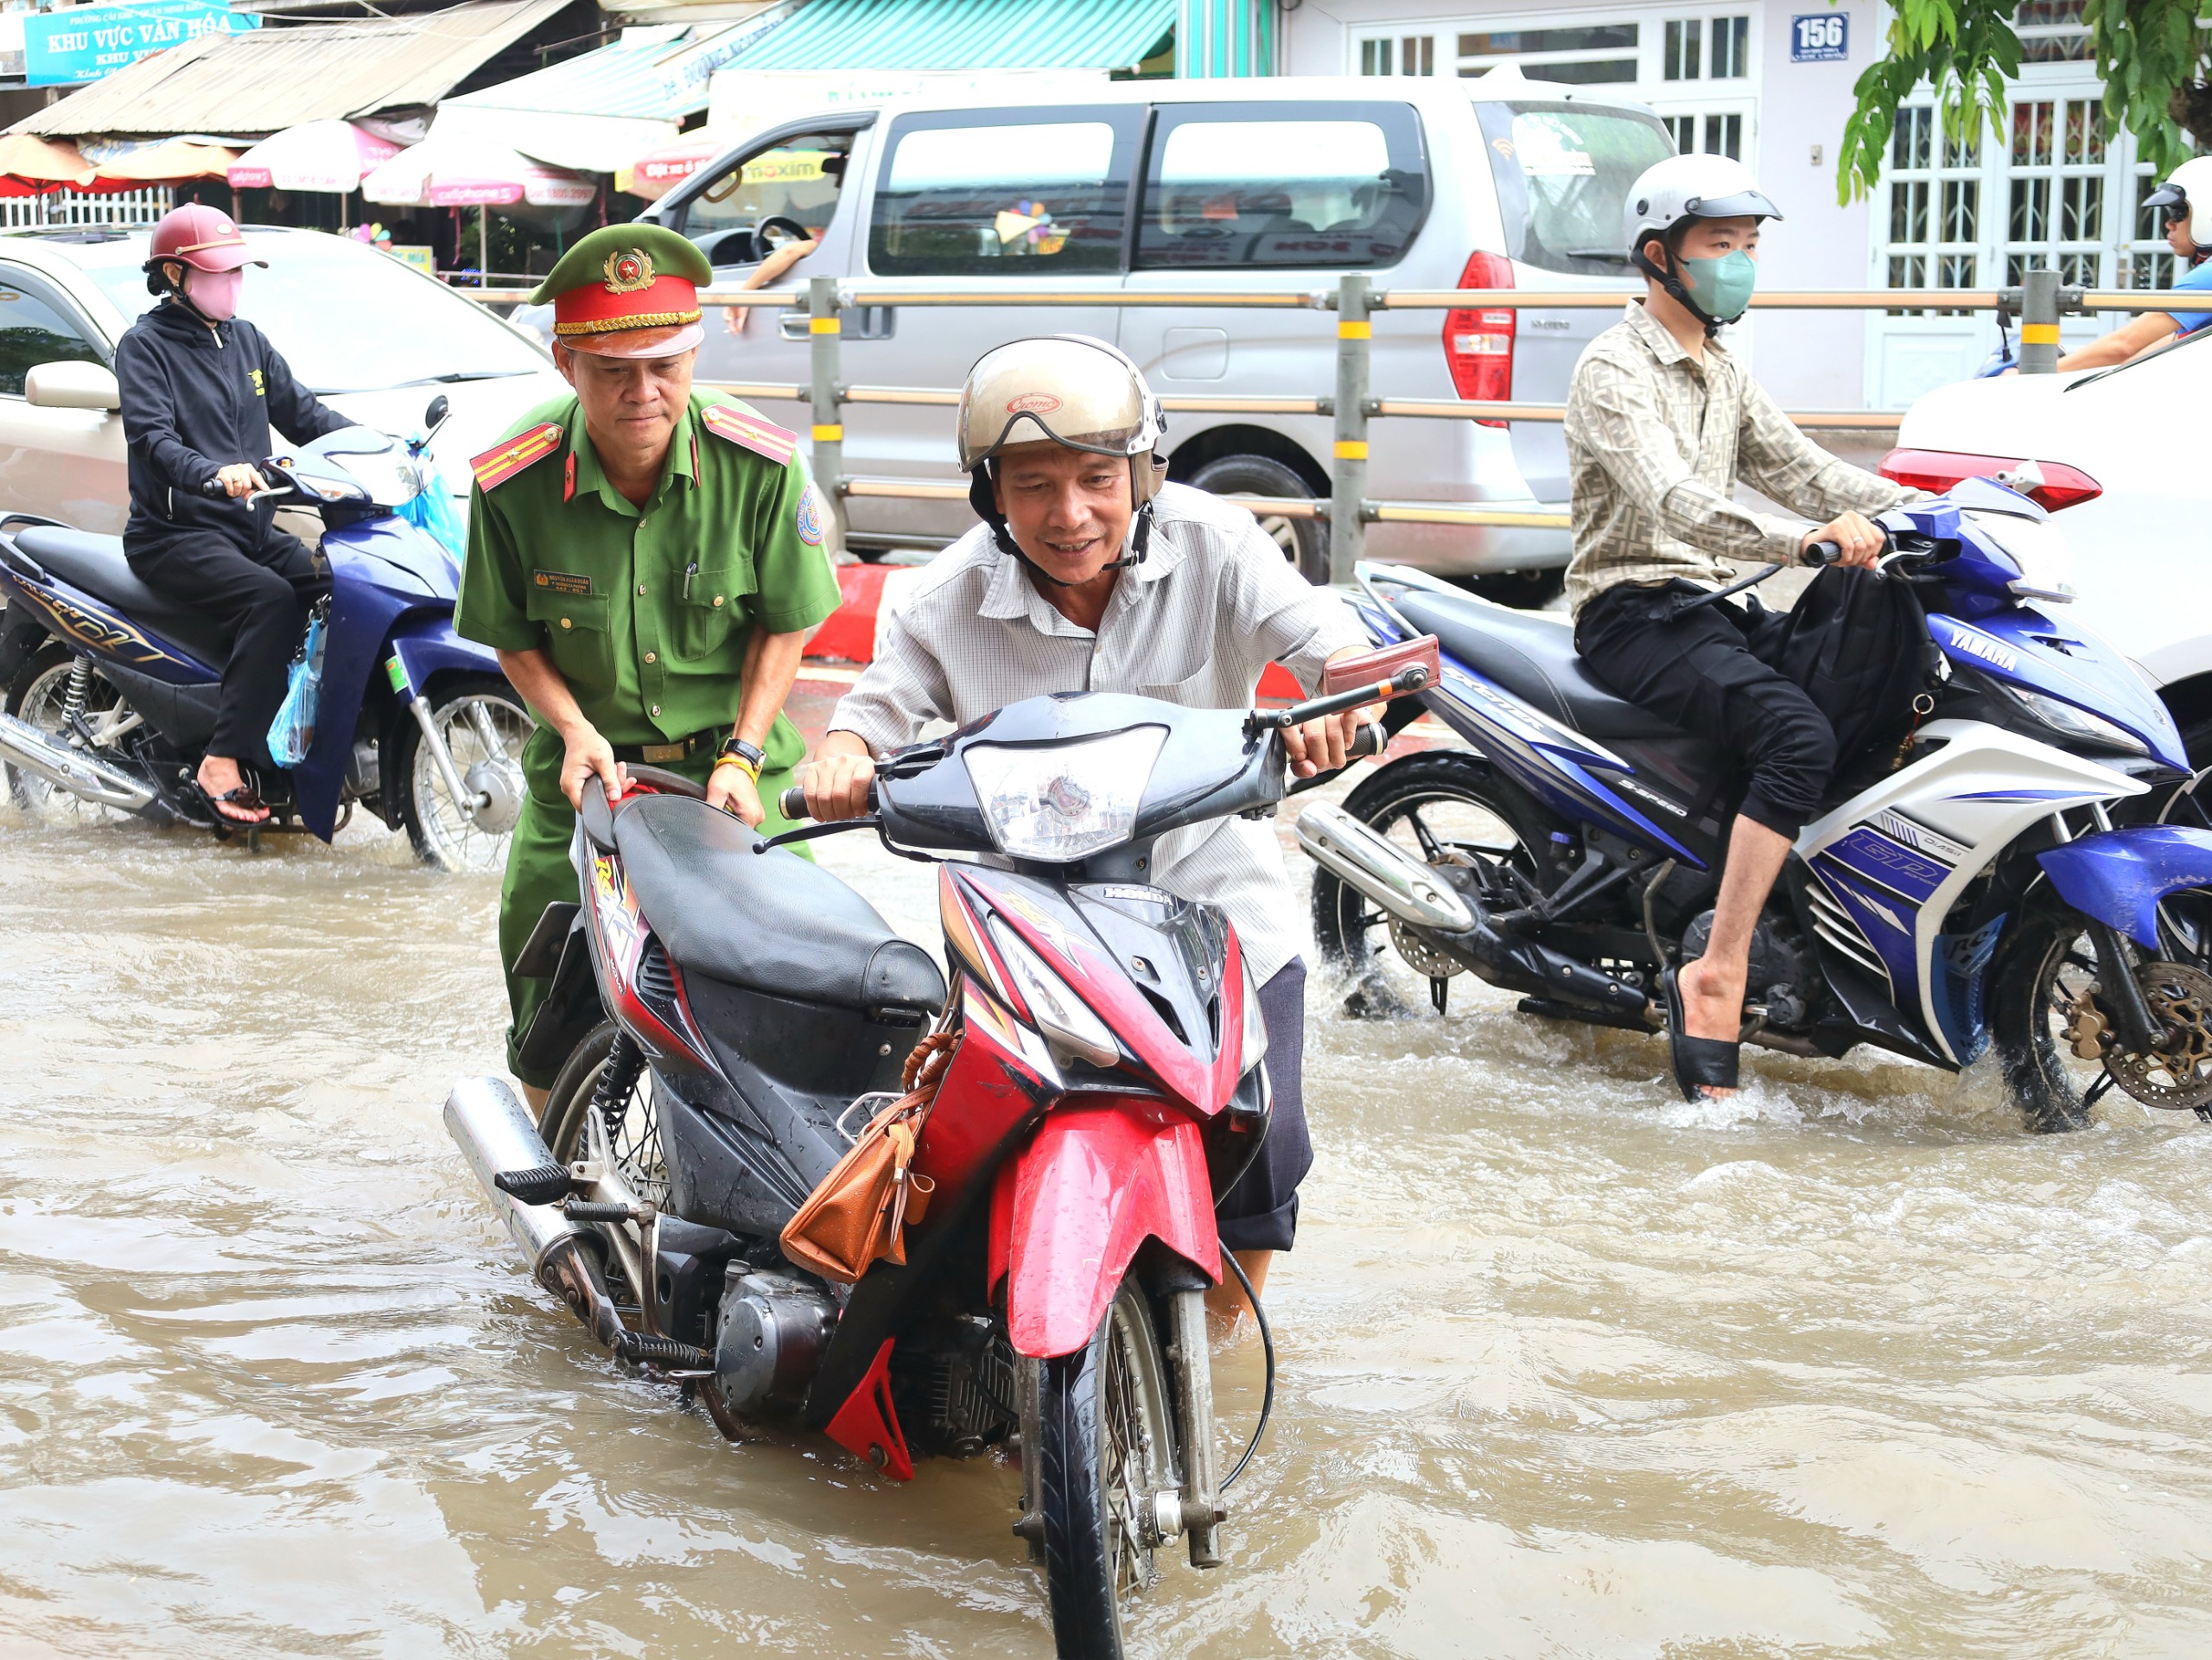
[525,586,615,685]
[668,551,758,662]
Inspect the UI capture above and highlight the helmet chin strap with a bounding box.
[967,458,1156,588]
[1633,242,1732,334]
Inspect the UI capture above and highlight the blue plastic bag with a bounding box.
[397,469,467,559]
[267,610,326,768]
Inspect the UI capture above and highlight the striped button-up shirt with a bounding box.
[829,481,1368,983]
[1564,301,1914,615]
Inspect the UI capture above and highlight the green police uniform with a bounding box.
[455,231,842,1086]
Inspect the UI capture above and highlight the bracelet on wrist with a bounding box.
[714,754,761,782]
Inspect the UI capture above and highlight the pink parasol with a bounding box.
[362,137,595,211]
[228,121,399,194]
[614,132,729,202]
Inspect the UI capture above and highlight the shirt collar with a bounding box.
[567,399,698,517]
[1622,297,1734,375]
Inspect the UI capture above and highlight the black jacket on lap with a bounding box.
[115,300,352,551]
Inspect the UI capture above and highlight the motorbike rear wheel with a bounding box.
[3,644,136,828]
[393,674,532,871]
[1035,1277,1181,1660]
[538,1022,672,1212]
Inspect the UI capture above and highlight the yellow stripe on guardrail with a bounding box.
[1338,320,1371,340]
[810,317,841,334]
[2019,323,2061,344]
[812,424,844,442]
[1334,440,1368,460]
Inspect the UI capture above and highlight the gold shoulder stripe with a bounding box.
[700,403,797,465]
[471,423,564,493]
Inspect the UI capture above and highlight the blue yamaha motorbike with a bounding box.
[0,397,530,866]
[1300,478,2212,1129]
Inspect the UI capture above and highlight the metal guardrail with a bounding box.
[492,267,2185,581]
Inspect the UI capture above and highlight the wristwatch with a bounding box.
[715,735,766,778]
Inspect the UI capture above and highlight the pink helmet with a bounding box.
[146,204,265,275]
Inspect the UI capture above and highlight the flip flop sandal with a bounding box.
[1661,964,1739,1101]
[194,779,270,827]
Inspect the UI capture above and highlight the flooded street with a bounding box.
[6,690,2212,1657]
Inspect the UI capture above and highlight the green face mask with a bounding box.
[1676,249,1758,322]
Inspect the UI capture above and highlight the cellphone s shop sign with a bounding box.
[27,0,257,87]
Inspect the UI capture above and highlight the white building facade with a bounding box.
[1280,0,2173,412]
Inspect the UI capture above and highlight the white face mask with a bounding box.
[182,266,242,321]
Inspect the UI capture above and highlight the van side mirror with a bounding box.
[423,393,450,434]
[26,360,120,412]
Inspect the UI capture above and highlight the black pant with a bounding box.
[1218,958,1313,1255]
[127,528,326,769]
[1575,580,1836,839]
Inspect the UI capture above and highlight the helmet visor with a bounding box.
[1684,188,1784,223]
[958,336,1150,470]
[2144,182,2188,212]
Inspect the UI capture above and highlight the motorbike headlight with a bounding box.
[2012,686,2147,756]
[1965,509,2075,599]
[986,917,1120,1068]
[963,727,1166,862]
[1238,957,1268,1072]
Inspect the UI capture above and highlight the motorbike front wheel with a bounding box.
[391,674,533,871]
[1035,1277,1182,1660]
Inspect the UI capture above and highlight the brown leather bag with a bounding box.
[780,1031,957,1283]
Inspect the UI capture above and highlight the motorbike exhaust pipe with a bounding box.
[442,1077,624,1349]
[1296,803,1649,1020]
[0,711,155,811]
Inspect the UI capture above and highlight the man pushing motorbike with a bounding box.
[804,335,1373,1313]
[456,224,841,1111]
[117,205,357,825]
[1564,156,1923,1100]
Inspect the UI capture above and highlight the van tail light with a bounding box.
[1879,448,2103,512]
[1444,251,1515,428]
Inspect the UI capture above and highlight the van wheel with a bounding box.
[1187,455,1329,585]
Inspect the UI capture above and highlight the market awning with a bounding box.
[718,0,1175,73]
[6,0,569,139]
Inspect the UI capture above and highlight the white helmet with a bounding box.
[1621,153,1783,264]
[2141,156,2212,251]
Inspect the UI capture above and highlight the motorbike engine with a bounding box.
[1680,910,1816,1030]
[714,1271,837,1417]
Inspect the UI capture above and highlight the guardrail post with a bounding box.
[2018,267,2062,373]
[1330,273,1370,586]
[807,274,846,542]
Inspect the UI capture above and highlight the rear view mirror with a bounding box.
[25,360,119,412]
[423,393,450,434]
[1322,634,1440,699]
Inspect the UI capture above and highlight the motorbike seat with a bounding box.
[1393,588,1686,741]
[613,793,948,1015]
[13,526,233,672]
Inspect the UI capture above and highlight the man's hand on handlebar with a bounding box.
[215,462,270,499]
[1284,704,1382,779]
[802,732,877,822]
[1803,510,1885,569]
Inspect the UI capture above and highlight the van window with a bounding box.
[868,111,1136,277]
[1475,102,1675,277]
[682,130,855,268]
[1135,102,1427,270]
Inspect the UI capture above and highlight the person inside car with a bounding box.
[1562,155,1921,1101]
[115,204,356,825]
[801,334,1376,1319]
[2047,156,2212,370]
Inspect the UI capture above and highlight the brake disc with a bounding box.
[2102,961,2212,1111]
[1389,914,1465,979]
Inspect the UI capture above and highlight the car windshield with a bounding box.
[1474,101,1676,277]
[72,230,547,394]
[2063,313,2212,391]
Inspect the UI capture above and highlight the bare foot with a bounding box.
[1676,953,1745,1097]
[197,754,269,824]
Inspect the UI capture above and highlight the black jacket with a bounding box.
[115,299,353,551]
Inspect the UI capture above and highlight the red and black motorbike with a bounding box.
[443,658,1424,1656]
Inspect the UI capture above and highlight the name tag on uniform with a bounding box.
[533,570,593,596]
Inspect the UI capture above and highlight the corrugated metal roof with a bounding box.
[725,0,1175,73]
[10,0,570,138]
[448,23,700,119]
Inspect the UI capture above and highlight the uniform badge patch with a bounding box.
[700,403,797,467]
[795,484,825,546]
[532,570,593,595]
[472,423,563,492]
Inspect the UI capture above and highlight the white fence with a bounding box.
[1,188,172,229]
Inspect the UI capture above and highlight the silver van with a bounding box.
[647,72,1674,592]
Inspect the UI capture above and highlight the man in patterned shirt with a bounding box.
[804,335,1372,1314]
[1564,155,1916,1098]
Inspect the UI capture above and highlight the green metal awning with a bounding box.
[723,0,1174,73]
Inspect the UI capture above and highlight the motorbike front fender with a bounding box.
[988,1099,1218,1360]
[2038,825,2212,950]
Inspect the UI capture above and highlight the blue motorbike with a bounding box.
[0,397,531,867]
[1299,479,2212,1129]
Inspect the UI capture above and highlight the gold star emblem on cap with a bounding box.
[602,249,656,295]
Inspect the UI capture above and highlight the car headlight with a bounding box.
[2012,686,2146,755]
[986,917,1120,1068]
[963,727,1166,862]
[1238,957,1268,1072]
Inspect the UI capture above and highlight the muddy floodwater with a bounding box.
[6,698,2212,1657]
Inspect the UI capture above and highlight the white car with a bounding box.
[0,224,566,535]
[1885,329,2212,760]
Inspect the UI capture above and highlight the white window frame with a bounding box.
[1345,5,1759,96]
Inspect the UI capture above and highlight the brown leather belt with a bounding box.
[612,728,721,766]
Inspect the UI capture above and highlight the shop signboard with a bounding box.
[26,0,257,87]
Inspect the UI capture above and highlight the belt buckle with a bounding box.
[639,741,684,764]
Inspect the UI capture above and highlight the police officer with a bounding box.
[456,224,842,1109]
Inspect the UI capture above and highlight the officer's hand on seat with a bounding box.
[804,747,875,822]
[558,723,626,810]
[217,462,269,499]
[707,760,764,826]
[1804,510,1884,569]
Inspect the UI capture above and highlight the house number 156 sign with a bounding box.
[1790,12,1849,60]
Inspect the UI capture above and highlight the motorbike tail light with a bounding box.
[1879,448,2103,512]
[1444,251,1515,428]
